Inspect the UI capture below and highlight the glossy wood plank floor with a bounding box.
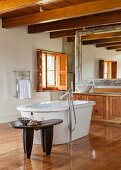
[1,122,121,170]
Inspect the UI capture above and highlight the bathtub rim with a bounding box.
[17,100,95,113]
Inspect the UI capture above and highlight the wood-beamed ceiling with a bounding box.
[82,36,121,51]
[2,0,121,28]
[0,0,99,19]
[86,31,121,51]
[29,10,121,33]
[50,29,121,51]
[1,0,121,51]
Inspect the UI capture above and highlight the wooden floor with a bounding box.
[1,122,121,170]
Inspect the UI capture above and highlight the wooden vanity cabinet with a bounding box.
[73,93,87,100]
[88,95,107,120]
[74,93,121,123]
[108,96,121,121]
[73,93,107,120]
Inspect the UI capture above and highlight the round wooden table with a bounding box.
[9,119,63,159]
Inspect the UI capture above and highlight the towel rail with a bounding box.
[14,71,31,98]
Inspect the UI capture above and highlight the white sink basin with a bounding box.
[76,85,92,93]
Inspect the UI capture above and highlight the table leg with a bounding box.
[23,129,26,154]
[41,126,53,156]
[41,129,46,152]
[23,129,34,159]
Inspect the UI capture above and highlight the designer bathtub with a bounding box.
[17,100,95,144]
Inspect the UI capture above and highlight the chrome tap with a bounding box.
[92,80,95,93]
[59,88,73,100]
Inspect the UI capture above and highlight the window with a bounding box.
[99,59,117,79]
[104,61,112,79]
[37,50,67,91]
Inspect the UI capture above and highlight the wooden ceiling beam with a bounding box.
[50,29,82,38]
[82,31,121,41]
[82,37,121,45]
[116,49,121,51]
[3,0,121,28]
[0,0,41,14]
[107,45,121,50]
[50,29,121,39]
[67,37,75,42]
[28,10,121,33]
[96,41,121,47]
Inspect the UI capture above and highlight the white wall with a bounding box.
[0,20,62,123]
[82,45,121,79]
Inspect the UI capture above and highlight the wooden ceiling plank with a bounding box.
[0,5,40,19]
[0,0,41,14]
[65,0,99,5]
[3,0,121,28]
[96,41,121,47]
[82,37,121,45]
[50,0,72,8]
[28,10,121,33]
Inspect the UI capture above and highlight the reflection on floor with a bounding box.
[1,122,121,170]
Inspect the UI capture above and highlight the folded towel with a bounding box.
[18,79,32,99]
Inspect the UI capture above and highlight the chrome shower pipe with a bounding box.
[59,88,76,146]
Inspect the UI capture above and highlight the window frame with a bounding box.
[37,50,67,91]
[99,59,117,79]
[42,52,57,90]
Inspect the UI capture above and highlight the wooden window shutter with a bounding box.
[37,50,42,91]
[111,61,117,78]
[99,59,104,78]
[58,54,67,90]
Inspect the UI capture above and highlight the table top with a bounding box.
[9,119,63,130]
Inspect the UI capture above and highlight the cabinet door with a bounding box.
[109,96,121,120]
[88,95,106,119]
[73,94,81,100]
[73,94,87,100]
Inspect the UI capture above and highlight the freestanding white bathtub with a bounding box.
[17,100,95,145]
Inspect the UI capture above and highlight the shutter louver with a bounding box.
[112,61,117,78]
[58,54,67,90]
[37,50,42,91]
[99,59,104,78]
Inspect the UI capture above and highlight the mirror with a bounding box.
[63,27,121,89]
[74,29,121,80]
[81,43,121,79]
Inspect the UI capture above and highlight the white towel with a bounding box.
[18,79,32,100]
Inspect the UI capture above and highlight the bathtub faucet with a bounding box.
[59,88,73,100]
